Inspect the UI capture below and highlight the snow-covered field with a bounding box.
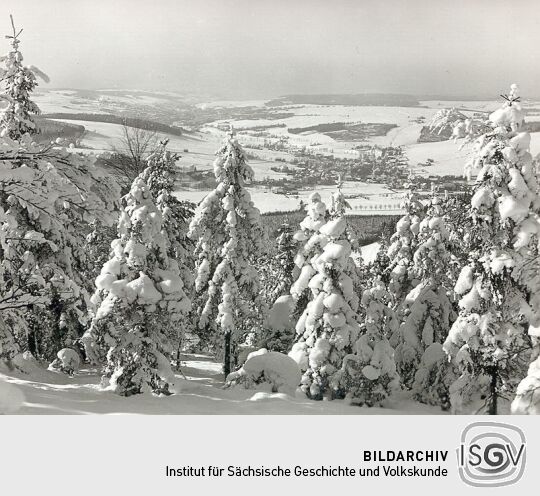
[33,89,111,115]
[405,132,540,176]
[176,181,404,215]
[33,88,192,115]
[52,118,221,168]
[405,139,472,176]
[204,98,540,160]
[0,354,443,415]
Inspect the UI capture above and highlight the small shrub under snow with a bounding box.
[226,349,301,395]
[48,348,81,375]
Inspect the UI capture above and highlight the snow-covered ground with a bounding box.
[360,242,381,264]
[52,118,222,168]
[406,132,540,176]
[33,88,192,115]
[405,139,472,177]
[33,89,111,115]
[0,354,444,415]
[175,181,404,215]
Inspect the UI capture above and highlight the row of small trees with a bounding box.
[0,21,538,414]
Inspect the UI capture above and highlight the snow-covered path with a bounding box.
[1,354,446,415]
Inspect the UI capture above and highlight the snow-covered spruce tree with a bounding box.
[289,192,328,318]
[188,132,264,376]
[0,136,120,362]
[339,279,400,406]
[289,188,362,400]
[258,223,299,353]
[511,246,540,416]
[386,175,424,306]
[510,133,540,414]
[84,220,117,284]
[427,108,468,141]
[140,140,196,356]
[25,288,82,360]
[366,237,392,286]
[443,85,540,414]
[141,140,195,286]
[83,174,190,395]
[441,192,474,277]
[0,19,119,364]
[391,193,456,408]
[266,223,298,304]
[429,106,492,150]
[511,348,540,414]
[0,16,48,140]
[0,311,20,362]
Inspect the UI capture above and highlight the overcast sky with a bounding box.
[6,0,540,99]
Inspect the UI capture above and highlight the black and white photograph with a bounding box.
[0,0,539,420]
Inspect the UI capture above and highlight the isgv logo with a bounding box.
[457,422,526,487]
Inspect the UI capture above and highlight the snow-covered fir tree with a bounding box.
[386,174,424,307]
[0,16,48,140]
[141,140,195,286]
[429,106,492,150]
[339,279,400,406]
[0,19,120,364]
[391,192,456,408]
[84,220,117,284]
[258,223,298,353]
[367,237,391,286]
[83,174,190,395]
[188,131,264,375]
[289,192,328,317]
[289,187,362,400]
[441,191,474,276]
[25,289,82,360]
[0,135,119,362]
[443,85,540,414]
[264,223,298,304]
[512,349,540,414]
[0,311,20,362]
[140,140,196,355]
[427,108,468,141]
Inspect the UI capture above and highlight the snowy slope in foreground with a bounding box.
[0,354,444,415]
[0,379,25,414]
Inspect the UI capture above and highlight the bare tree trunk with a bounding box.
[223,330,232,380]
[175,340,182,372]
[488,366,498,415]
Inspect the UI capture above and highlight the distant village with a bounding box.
[177,135,468,200]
